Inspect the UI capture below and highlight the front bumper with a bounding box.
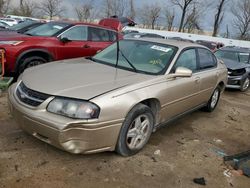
[8,84,122,154]
[226,74,248,89]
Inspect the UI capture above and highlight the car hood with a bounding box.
[21,58,153,100]
[222,58,250,70]
[0,32,29,40]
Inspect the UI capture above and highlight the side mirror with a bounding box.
[59,36,71,43]
[173,67,192,78]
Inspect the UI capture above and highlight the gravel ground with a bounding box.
[0,89,250,188]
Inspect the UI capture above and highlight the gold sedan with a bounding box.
[8,38,228,156]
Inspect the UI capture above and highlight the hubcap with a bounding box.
[242,78,250,91]
[211,89,219,109]
[126,115,151,150]
[27,60,44,68]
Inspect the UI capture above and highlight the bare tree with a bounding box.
[11,0,37,17]
[128,0,136,20]
[183,3,202,33]
[212,0,229,37]
[138,3,161,29]
[75,1,93,22]
[39,0,65,20]
[103,0,127,18]
[0,0,11,16]
[232,0,250,40]
[164,8,175,31]
[171,0,196,32]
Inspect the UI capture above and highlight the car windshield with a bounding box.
[215,50,250,64]
[93,40,177,75]
[25,22,70,37]
[9,21,36,31]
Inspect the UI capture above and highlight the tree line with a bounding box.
[0,0,249,40]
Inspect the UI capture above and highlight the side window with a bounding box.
[198,48,217,69]
[61,26,87,41]
[89,27,110,42]
[174,49,197,72]
[109,31,117,41]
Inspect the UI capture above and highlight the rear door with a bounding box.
[196,48,218,103]
[87,26,116,55]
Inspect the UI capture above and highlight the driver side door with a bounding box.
[56,25,92,60]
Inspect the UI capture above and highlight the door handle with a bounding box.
[83,44,90,48]
[194,77,201,83]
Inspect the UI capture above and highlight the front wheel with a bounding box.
[240,77,250,92]
[18,56,47,74]
[116,104,154,156]
[203,87,221,112]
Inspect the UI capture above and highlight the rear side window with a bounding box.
[174,49,198,72]
[198,48,217,69]
[109,31,117,41]
[89,27,110,42]
[60,26,88,41]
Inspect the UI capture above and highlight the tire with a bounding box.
[240,77,250,92]
[18,56,47,74]
[116,104,154,156]
[203,87,221,112]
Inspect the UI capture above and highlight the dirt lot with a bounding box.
[0,89,250,188]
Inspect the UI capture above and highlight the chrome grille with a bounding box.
[16,82,51,107]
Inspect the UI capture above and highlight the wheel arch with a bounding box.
[127,98,161,127]
[218,81,225,91]
[15,49,54,73]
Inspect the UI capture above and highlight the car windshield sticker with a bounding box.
[53,25,63,30]
[151,45,171,53]
[239,53,249,56]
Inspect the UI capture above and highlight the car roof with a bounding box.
[219,46,250,53]
[129,38,206,50]
[47,21,117,31]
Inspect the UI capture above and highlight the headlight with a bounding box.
[0,41,23,45]
[47,97,100,119]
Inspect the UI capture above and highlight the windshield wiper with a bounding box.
[25,33,33,36]
[119,50,137,73]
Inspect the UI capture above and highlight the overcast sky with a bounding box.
[10,0,237,35]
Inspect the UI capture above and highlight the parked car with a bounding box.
[168,37,194,43]
[0,21,121,76]
[196,40,224,52]
[215,46,250,91]
[0,18,18,26]
[0,21,44,34]
[8,38,227,156]
[124,32,165,39]
[0,21,10,29]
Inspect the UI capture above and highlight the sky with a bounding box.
[9,0,238,35]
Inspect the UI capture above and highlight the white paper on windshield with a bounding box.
[239,53,249,56]
[151,45,171,53]
[53,26,63,30]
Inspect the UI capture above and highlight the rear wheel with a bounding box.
[116,104,154,156]
[18,56,47,74]
[203,87,221,112]
[240,77,250,92]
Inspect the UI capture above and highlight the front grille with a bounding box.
[228,68,246,76]
[16,82,51,107]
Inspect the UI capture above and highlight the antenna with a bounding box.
[115,31,119,68]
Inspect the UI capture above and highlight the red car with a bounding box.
[0,21,121,76]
